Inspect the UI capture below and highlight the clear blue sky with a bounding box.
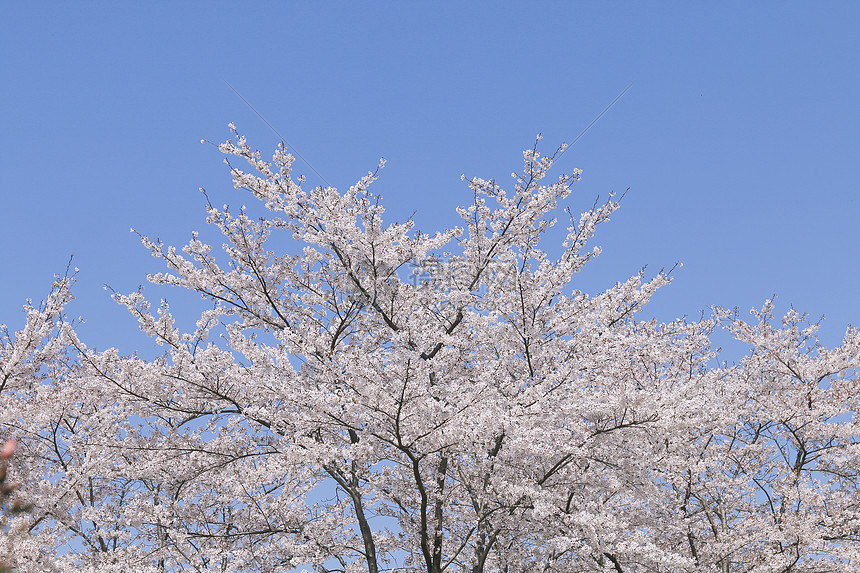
[2,3,858,353]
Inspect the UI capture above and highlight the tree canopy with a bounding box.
[1,129,858,572]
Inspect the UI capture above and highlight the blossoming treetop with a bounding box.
[1,128,858,572]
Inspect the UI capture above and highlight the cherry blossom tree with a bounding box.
[2,128,858,572]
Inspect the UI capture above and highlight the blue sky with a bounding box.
[2,3,858,354]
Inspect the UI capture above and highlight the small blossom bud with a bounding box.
[1,440,16,460]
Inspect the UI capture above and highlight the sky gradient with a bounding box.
[2,3,858,354]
